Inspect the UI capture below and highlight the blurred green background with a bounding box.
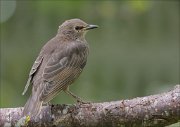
[0,1,179,109]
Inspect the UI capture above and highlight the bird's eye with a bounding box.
[75,26,84,31]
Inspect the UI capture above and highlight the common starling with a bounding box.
[22,19,98,117]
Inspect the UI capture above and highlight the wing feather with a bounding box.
[22,55,44,95]
[40,42,88,102]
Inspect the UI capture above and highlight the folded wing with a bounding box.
[40,42,88,102]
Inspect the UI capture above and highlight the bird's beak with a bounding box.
[85,24,99,30]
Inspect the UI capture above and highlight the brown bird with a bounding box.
[22,19,98,117]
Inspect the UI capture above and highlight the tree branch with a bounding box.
[0,85,179,127]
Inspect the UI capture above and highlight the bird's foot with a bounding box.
[42,102,51,106]
[76,99,92,108]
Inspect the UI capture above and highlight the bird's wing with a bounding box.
[22,54,44,95]
[40,43,88,102]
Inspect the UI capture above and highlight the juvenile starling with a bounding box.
[22,19,98,117]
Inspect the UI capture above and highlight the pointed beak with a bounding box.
[85,24,99,30]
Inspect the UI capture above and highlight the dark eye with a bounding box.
[75,26,84,31]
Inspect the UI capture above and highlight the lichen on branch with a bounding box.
[0,85,179,127]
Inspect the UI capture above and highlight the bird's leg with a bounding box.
[63,87,89,104]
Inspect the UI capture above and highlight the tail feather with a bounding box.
[22,94,43,118]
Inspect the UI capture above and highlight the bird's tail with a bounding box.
[22,94,43,118]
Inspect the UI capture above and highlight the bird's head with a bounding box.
[58,19,98,40]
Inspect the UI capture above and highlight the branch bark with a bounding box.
[0,85,180,127]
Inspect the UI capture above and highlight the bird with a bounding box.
[22,19,98,118]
